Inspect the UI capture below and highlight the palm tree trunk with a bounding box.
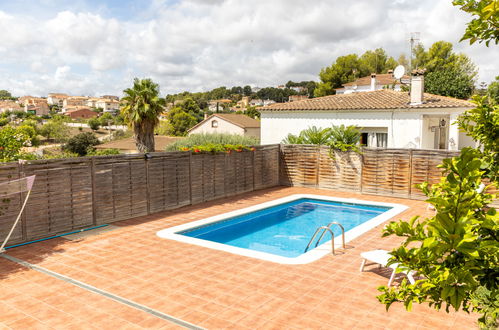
[134,120,155,153]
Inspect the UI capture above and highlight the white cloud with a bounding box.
[0,0,497,97]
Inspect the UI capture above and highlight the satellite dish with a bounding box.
[394,65,405,79]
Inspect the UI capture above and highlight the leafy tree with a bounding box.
[0,90,12,99]
[99,112,114,127]
[487,76,499,104]
[178,97,203,121]
[425,67,475,99]
[397,54,410,72]
[0,126,31,162]
[360,48,396,74]
[411,41,477,98]
[64,132,100,156]
[209,86,231,100]
[256,87,296,102]
[166,107,197,136]
[453,0,499,45]
[245,106,260,119]
[457,96,499,181]
[155,120,173,136]
[39,119,70,142]
[17,125,40,147]
[377,97,498,328]
[315,54,361,96]
[120,78,165,153]
[243,85,252,96]
[0,118,9,127]
[87,117,101,131]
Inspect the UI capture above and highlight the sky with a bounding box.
[0,0,497,97]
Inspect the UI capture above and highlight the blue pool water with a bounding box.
[179,198,391,258]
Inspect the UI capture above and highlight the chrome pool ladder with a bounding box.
[304,222,345,255]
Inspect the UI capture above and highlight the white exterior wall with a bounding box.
[261,108,472,150]
[189,117,245,136]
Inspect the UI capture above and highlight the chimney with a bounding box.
[410,71,424,105]
[387,69,394,77]
[370,73,376,91]
[204,113,208,120]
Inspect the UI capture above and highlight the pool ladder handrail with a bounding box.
[304,222,345,255]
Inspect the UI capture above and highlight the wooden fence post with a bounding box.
[315,146,320,188]
[188,152,193,205]
[408,149,413,198]
[90,158,97,226]
[145,155,151,215]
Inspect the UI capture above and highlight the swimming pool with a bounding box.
[157,194,408,264]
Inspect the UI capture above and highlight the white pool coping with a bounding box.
[156,194,408,264]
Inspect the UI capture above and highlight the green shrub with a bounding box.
[64,132,100,156]
[88,117,100,131]
[166,133,259,151]
[0,126,32,162]
[87,148,121,156]
[0,118,9,127]
[180,144,254,154]
[282,125,361,152]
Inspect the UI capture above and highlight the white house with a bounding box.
[95,98,120,113]
[260,75,475,150]
[188,113,260,139]
[335,72,408,94]
[47,93,69,107]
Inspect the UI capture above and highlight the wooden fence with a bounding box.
[280,145,497,202]
[0,145,280,246]
[1,143,496,247]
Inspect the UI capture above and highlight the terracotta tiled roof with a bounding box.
[260,90,474,111]
[342,73,409,87]
[187,113,260,132]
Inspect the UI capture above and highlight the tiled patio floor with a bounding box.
[0,187,478,329]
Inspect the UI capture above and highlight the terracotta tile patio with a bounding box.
[0,187,478,329]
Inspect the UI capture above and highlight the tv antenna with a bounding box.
[409,32,420,73]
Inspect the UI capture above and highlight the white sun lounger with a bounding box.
[360,249,415,286]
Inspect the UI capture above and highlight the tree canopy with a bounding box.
[314,49,399,97]
[453,0,499,45]
[411,41,477,99]
[377,97,499,328]
[487,76,499,103]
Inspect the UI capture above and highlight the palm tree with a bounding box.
[121,78,165,153]
[281,126,331,145]
[328,125,361,151]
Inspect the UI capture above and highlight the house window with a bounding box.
[361,129,388,148]
[212,120,218,128]
[376,133,388,148]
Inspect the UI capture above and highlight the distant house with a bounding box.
[95,98,120,113]
[0,100,23,113]
[249,99,276,107]
[19,97,49,116]
[63,96,88,111]
[335,71,409,94]
[188,113,260,139]
[47,93,69,107]
[65,108,98,119]
[94,136,182,154]
[208,99,232,112]
[260,75,475,150]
